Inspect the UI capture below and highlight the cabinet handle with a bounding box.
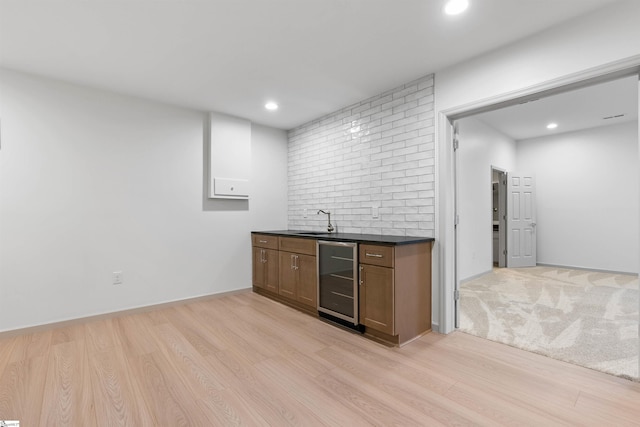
[365,253,383,258]
[295,255,299,270]
[259,240,268,243]
[261,249,266,263]
[291,254,295,270]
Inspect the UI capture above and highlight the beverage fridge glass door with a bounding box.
[317,241,358,324]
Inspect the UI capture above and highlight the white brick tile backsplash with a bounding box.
[392,101,419,115]
[287,74,435,237]
[371,93,393,106]
[393,161,420,172]
[392,84,419,100]
[381,112,406,125]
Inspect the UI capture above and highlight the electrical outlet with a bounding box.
[303,208,307,218]
[113,271,123,285]
[372,205,379,219]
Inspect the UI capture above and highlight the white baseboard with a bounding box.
[0,287,251,339]
[460,269,494,284]
[536,263,637,276]
[431,322,440,334]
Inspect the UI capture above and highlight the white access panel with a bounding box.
[213,178,249,198]
[208,112,251,199]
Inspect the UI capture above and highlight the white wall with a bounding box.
[436,0,640,112]
[435,0,640,333]
[0,68,288,332]
[516,121,638,273]
[457,117,517,280]
[288,75,435,237]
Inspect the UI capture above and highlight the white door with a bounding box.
[507,173,537,268]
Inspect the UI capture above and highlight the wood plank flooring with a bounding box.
[0,290,639,426]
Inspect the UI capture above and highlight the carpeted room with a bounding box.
[455,76,639,380]
[459,266,639,380]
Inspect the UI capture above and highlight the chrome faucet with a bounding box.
[317,210,334,233]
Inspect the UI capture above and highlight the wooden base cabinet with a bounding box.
[359,264,394,336]
[279,251,317,307]
[253,247,279,292]
[359,242,432,346]
[252,232,432,347]
[278,237,317,309]
[252,234,279,293]
[252,233,318,314]
[278,252,297,299]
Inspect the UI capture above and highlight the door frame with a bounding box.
[491,166,507,268]
[435,55,640,335]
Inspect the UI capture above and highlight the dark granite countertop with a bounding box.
[252,230,434,246]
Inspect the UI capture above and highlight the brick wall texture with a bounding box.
[287,74,435,237]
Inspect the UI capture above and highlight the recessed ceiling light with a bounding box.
[265,101,278,111]
[546,123,558,130]
[444,0,469,16]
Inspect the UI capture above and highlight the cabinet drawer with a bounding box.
[279,237,316,256]
[360,244,394,268]
[252,233,279,250]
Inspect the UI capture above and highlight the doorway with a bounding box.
[452,73,639,379]
[440,66,640,334]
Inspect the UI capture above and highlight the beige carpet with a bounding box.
[459,266,639,380]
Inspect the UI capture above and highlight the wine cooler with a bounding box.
[317,240,360,328]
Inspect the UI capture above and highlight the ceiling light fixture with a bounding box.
[265,102,278,111]
[546,123,558,130]
[444,0,469,16]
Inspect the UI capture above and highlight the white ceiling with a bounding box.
[0,0,623,130]
[473,75,639,141]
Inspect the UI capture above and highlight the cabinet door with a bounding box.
[359,264,394,335]
[279,252,297,299]
[264,249,279,293]
[253,247,266,288]
[296,254,317,308]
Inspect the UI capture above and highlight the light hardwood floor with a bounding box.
[1,290,639,426]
